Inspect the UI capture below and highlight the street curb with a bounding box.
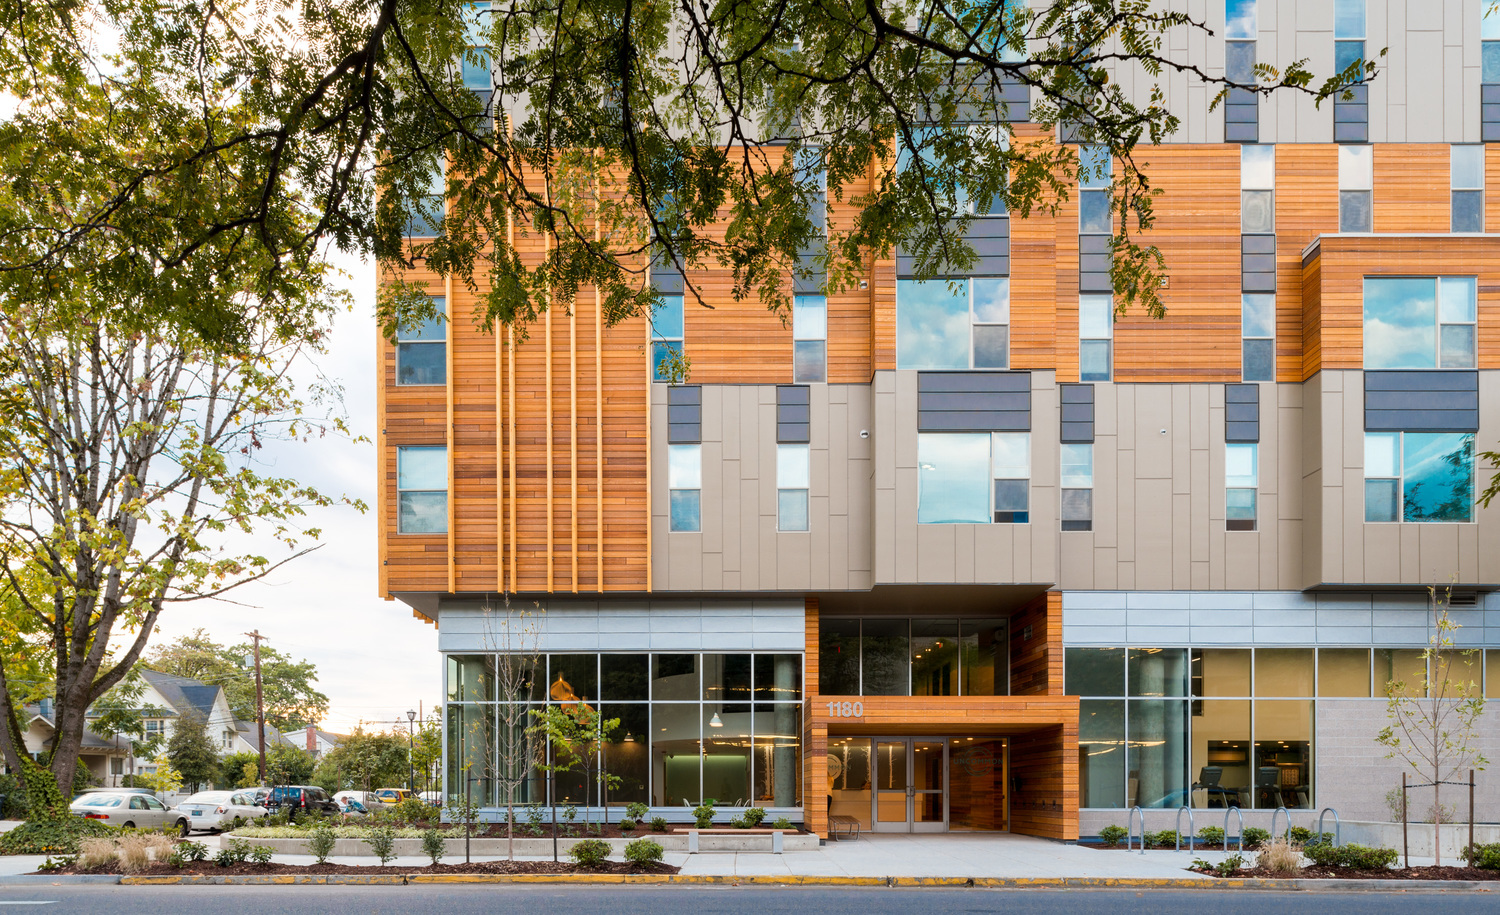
[66,874,1490,890]
[0,875,122,885]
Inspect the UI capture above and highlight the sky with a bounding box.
[146,251,440,737]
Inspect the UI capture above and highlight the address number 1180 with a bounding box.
[826,701,863,718]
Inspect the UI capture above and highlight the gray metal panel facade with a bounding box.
[1224,384,1260,443]
[1060,384,1095,443]
[668,385,702,443]
[917,371,1031,432]
[1363,370,1480,432]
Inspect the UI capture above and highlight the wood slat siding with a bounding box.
[1276,145,1337,382]
[1306,235,1500,372]
[1373,145,1450,234]
[1487,145,1500,235]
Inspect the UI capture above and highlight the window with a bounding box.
[1240,145,1274,233]
[406,160,445,237]
[1334,0,1365,74]
[1060,442,1093,532]
[1362,276,1475,369]
[792,295,827,382]
[652,295,684,382]
[1365,431,1474,523]
[1226,0,1255,40]
[1452,145,1484,233]
[1079,295,1113,381]
[462,2,492,90]
[1078,145,1112,235]
[1242,294,1275,382]
[819,619,1009,697]
[1226,443,1257,531]
[668,443,701,531]
[778,444,810,531]
[992,432,1030,523]
[1338,145,1372,232]
[1486,5,1500,83]
[397,446,448,534]
[145,720,163,734]
[917,432,1030,525]
[917,433,990,523]
[895,278,1010,370]
[396,296,446,385]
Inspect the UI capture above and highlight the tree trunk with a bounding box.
[506,798,514,861]
[49,703,87,799]
[1434,780,1443,867]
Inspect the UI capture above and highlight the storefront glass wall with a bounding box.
[443,652,803,810]
[818,618,1010,696]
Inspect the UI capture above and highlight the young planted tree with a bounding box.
[492,601,545,860]
[1376,587,1489,866]
[529,704,622,833]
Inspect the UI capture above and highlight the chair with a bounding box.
[1192,766,1231,808]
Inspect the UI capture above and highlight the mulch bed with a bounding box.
[1190,865,1500,881]
[405,823,805,839]
[40,859,679,877]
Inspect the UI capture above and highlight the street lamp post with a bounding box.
[406,709,417,795]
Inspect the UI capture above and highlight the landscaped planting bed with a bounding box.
[39,859,679,877]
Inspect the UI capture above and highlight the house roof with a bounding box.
[24,704,127,754]
[234,718,296,749]
[138,669,223,721]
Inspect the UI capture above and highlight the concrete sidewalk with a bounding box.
[0,821,1449,882]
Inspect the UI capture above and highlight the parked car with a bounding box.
[71,790,189,835]
[263,785,339,818]
[335,796,370,816]
[172,790,267,835]
[372,788,413,806]
[419,791,442,807]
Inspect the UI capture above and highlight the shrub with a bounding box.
[1147,829,1179,848]
[1256,838,1302,875]
[525,805,546,837]
[179,841,209,862]
[569,838,611,868]
[1289,826,1312,845]
[620,817,636,833]
[650,816,668,833]
[693,800,716,829]
[1463,843,1500,869]
[215,838,252,867]
[1242,827,1271,849]
[625,802,649,821]
[772,817,793,830]
[366,825,397,866]
[1302,842,1397,870]
[1192,852,1245,878]
[421,829,446,865]
[306,826,336,865]
[77,837,117,871]
[249,845,274,866]
[743,807,767,827]
[624,838,664,867]
[0,817,116,855]
[393,797,429,827]
[1098,824,1128,848]
[1197,826,1225,846]
[729,815,749,829]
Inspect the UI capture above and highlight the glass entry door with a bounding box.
[872,738,946,832]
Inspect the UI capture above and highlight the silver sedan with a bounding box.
[71,791,189,835]
[173,790,268,834]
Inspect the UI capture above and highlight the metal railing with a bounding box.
[1175,806,1196,852]
[1316,807,1341,848]
[1126,805,1146,855]
[1223,806,1244,853]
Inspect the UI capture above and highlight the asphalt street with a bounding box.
[0,886,1494,914]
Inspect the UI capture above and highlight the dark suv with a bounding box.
[264,785,339,818]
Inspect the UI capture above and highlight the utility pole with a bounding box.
[245,630,267,784]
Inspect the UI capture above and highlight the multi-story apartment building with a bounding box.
[381,0,1500,841]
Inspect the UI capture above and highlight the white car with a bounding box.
[174,790,268,834]
[71,791,189,834]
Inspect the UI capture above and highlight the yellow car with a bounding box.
[373,788,413,806]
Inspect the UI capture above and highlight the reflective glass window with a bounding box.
[1066,647,1125,696]
[897,279,969,369]
[1318,648,1371,697]
[918,433,991,523]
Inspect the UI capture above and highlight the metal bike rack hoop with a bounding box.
[1175,806,1195,853]
[1223,806,1244,853]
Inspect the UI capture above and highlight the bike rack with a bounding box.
[1127,805,1146,855]
[1175,806,1196,852]
[1223,806,1245,854]
[1270,806,1291,844]
[1316,807,1341,848]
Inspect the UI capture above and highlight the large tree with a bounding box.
[145,629,331,732]
[312,729,410,794]
[0,0,1368,342]
[167,713,223,792]
[0,273,354,798]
